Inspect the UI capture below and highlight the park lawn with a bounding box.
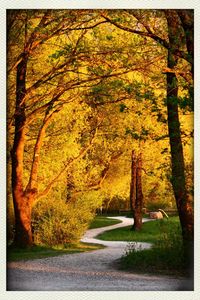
[97,216,180,244]
[7,242,104,262]
[89,216,122,229]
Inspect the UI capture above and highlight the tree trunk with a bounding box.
[166,67,194,241]
[165,12,194,275]
[12,191,35,247]
[130,151,143,231]
[176,10,194,111]
[130,150,136,229]
[11,53,34,247]
[166,53,194,273]
[133,153,143,231]
[165,11,194,245]
[176,10,194,75]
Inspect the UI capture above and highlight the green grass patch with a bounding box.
[7,242,104,262]
[89,216,122,229]
[97,217,180,243]
[121,246,185,276]
[96,216,191,276]
[118,216,192,276]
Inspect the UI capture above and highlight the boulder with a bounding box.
[149,211,163,219]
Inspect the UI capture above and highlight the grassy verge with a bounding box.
[123,218,191,276]
[7,242,104,262]
[89,216,122,229]
[97,217,180,243]
[120,246,186,276]
[96,216,191,276]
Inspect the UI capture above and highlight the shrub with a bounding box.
[103,195,130,213]
[146,198,169,211]
[32,196,95,247]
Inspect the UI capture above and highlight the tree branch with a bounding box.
[71,151,123,196]
[25,111,56,193]
[101,12,192,64]
[36,126,99,200]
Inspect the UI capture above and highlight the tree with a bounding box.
[130,150,143,231]
[7,10,111,247]
[164,11,194,269]
[7,9,193,251]
[100,8,194,245]
[8,10,150,247]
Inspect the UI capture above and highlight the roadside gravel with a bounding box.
[7,217,191,291]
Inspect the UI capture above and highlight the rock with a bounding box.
[149,211,163,219]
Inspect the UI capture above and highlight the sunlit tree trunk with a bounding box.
[11,54,35,247]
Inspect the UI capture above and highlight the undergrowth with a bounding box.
[120,218,192,276]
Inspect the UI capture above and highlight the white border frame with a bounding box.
[1,1,200,299]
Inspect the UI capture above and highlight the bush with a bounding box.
[32,196,95,247]
[146,198,169,211]
[103,195,130,213]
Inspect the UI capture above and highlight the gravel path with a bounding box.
[7,217,191,291]
[81,216,152,249]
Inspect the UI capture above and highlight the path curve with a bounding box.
[7,217,190,291]
[81,216,152,249]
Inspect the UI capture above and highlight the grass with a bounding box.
[95,216,191,276]
[89,215,122,229]
[112,216,192,277]
[7,242,104,262]
[97,216,180,243]
[120,246,186,276]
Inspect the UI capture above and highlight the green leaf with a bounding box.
[119,103,127,112]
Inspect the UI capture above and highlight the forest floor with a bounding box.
[7,217,191,291]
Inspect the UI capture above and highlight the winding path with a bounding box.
[7,217,190,291]
[81,216,152,249]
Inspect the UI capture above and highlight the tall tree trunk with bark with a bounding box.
[165,11,194,263]
[130,151,143,231]
[176,10,194,76]
[11,53,35,247]
[130,150,137,228]
[166,57,194,241]
[133,153,143,231]
[8,11,63,248]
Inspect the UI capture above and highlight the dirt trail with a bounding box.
[7,217,191,291]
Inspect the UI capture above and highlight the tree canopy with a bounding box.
[7,9,193,249]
